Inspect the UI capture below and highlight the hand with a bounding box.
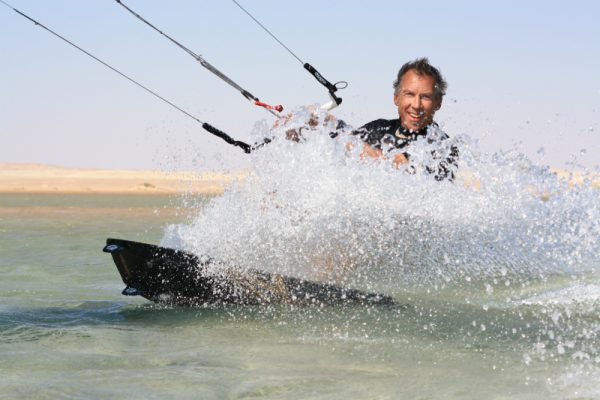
[392,153,409,168]
[358,144,409,169]
[360,143,383,160]
[272,106,337,142]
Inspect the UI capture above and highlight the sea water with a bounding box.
[2,112,600,398]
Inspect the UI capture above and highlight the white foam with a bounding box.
[162,107,600,290]
[521,284,600,306]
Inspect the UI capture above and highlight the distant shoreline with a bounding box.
[1,163,598,195]
[0,163,247,195]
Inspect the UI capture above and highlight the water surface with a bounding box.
[2,191,599,399]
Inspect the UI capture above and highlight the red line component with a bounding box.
[254,101,283,112]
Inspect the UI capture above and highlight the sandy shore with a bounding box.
[0,163,247,195]
[1,163,598,195]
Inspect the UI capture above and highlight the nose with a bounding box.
[410,95,422,110]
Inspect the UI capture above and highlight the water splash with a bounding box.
[163,106,600,291]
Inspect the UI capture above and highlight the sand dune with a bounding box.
[0,163,247,195]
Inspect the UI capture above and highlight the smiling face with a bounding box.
[394,69,442,131]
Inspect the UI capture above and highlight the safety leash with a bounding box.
[114,0,283,117]
[230,0,348,110]
[0,0,265,153]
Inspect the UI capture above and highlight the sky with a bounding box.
[1,0,599,171]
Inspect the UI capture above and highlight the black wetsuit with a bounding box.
[351,118,459,181]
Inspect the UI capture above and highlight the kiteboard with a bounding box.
[103,238,395,307]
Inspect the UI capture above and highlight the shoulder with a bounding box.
[357,118,398,133]
[329,118,396,140]
[352,118,398,143]
[351,119,398,147]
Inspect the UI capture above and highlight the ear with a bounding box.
[434,96,443,111]
[393,91,400,107]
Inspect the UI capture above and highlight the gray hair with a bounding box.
[393,58,447,100]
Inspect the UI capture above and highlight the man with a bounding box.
[279,58,457,179]
[350,57,458,180]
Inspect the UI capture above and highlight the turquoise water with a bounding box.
[1,193,599,399]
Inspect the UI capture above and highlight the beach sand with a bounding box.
[0,163,247,195]
[1,163,598,195]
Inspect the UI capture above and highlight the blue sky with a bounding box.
[1,0,599,170]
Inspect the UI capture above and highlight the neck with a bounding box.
[398,119,431,135]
